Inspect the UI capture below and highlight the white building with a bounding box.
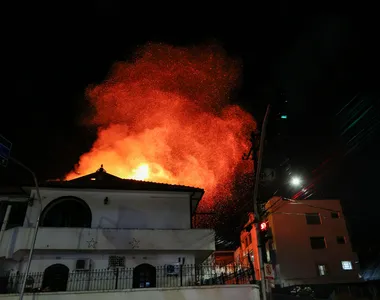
[0,166,218,293]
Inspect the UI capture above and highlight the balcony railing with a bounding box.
[0,264,253,294]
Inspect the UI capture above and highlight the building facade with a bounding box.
[234,213,261,280]
[0,167,216,292]
[235,197,360,287]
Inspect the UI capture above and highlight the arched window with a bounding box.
[133,264,156,288]
[40,197,92,228]
[41,264,69,292]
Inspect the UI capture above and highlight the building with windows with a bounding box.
[234,213,261,280]
[0,166,227,294]
[234,197,360,287]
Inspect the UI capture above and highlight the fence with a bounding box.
[1,264,253,294]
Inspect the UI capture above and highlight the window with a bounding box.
[331,212,340,219]
[305,213,321,225]
[247,234,252,245]
[317,264,328,276]
[42,264,69,292]
[6,202,28,229]
[249,250,254,262]
[133,264,156,288]
[310,237,326,249]
[336,236,346,244]
[108,256,125,268]
[341,261,353,270]
[41,197,92,228]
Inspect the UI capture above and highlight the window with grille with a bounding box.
[310,237,326,249]
[305,213,321,225]
[247,233,252,245]
[108,256,125,268]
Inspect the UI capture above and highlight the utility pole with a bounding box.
[1,135,42,299]
[0,135,42,300]
[3,156,42,300]
[9,157,42,300]
[243,104,270,300]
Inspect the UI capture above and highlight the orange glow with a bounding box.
[130,164,150,181]
[66,43,256,209]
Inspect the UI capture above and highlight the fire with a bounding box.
[66,43,256,209]
[131,164,149,181]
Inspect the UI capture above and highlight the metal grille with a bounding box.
[108,256,125,268]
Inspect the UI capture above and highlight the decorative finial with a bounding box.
[97,164,105,173]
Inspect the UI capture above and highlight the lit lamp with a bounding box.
[290,176,302,187]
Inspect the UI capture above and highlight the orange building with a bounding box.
[234,213,262,280]
[213,250,235,266]
[234,197,360,287]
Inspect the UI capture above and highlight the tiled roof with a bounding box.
[40,165,204,194]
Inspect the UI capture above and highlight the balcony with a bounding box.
[0,227,215,259]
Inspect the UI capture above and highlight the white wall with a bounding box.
[0,227,215,259]
[25,188,192,229]
[0,285,259,300]
[17,252,196,273]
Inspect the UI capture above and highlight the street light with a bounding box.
[290,176,302,186]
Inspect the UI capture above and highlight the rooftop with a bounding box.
[40,165,204,194]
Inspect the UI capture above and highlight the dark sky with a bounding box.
[1,3,379,258]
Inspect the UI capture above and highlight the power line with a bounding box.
[262,197,379,223]
[282,197,339,213]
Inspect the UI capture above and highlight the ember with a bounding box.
[66,43,256,209]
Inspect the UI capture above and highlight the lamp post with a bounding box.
[243,105,271,300]
[9,157,43,300]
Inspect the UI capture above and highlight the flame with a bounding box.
[131,164,150,181]
[66,43,256,209]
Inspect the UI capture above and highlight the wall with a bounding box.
[267,197,359,286]
[24,188,192,229]
[14,252,196,273]
[0,285,260,300]
[0,227,215,260]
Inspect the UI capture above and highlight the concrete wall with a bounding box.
[12,252,196,273]
[0,227,214,260]
[267,197,359,286]
[25,188,192,229]
[0,285,259,300]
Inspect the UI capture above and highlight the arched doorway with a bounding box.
[133,264,156,288]
[40,196,92,227]
[41,264,69,292]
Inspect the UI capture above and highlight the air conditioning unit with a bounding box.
[165,263,180,276]
[76,259,92,271]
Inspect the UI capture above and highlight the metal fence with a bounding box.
[1,264,252,294]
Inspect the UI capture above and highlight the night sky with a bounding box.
[1,4,379,261]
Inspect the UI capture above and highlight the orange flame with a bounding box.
[66,43,256,209]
